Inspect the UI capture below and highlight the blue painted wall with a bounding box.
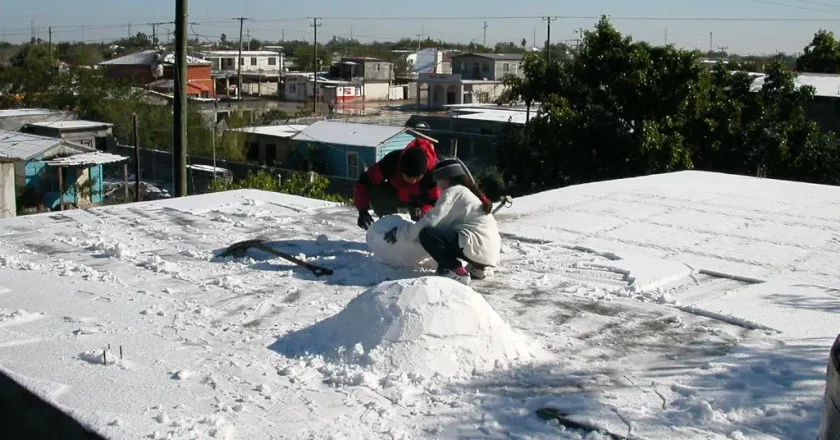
[377,132,417,162]
[24,158,105,209]
[295,141,376,178]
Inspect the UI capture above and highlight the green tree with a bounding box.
[796,30,840,73]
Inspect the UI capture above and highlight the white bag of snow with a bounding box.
[273,277,544,379]
[365,214,430,267]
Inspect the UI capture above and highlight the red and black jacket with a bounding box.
[354,138,441,215]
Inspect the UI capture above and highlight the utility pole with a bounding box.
[128,22,132,38]
[48,27,52,61]
[416,33,422,51]
[483,21,488,47]
[173,0,188,198]
[709,31,713,53]
[148,22,170,48]
[246,29,251,50]
[664,28,668,45]
[542,16,557,61]
[212,102,218,180]
[310,17,322,113]
[233,16,249,100]
[533,27,536,48]
[281,29,284,41]
[133,113,140,202]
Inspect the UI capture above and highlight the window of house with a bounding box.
[289,83,296,93]
[503,63,510,72]
[240,57,245,65]
[268,57,276,65]
[460,62,466,71]
[376,64,381,71]
[347,152,361,179]
[251,57,257,65]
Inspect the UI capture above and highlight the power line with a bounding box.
[738,0,840,13]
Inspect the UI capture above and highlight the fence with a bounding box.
[104,144,356,198]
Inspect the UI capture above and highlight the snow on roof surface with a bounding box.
[198,50,279,57]
[454,109,527,124]
[751,71,840,97]
[44,152,127,166]
[291,120,408,147]
[0,173,839,439]
[27,120,113,130]
[0,129,61,161]
[100,50,211,66]
[0,108,59,117]
[229,124,308,138]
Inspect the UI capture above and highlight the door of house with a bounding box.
[346,152,361,179]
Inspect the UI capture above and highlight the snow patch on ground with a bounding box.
[365,215,430,267]
[0,308,45,327]
[273,277,545,381]
[0,254,41,271]
[86,240,136,259]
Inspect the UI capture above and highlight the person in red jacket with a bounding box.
[355,138,440,230]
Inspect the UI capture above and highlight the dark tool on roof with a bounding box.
[220,239,333,277]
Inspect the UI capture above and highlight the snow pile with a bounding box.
[0,308,44,325]
[365,215,429,267]
[79,349,121,366]
[86,240,136,259]
[274,277,542,379]
[0,255,41,271]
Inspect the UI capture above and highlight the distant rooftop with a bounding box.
[230,125,308,139]
[292,121,410,148]
[751,71,840,98]
[0,129,62,161]
[451,53,524,61]
[27,120,113,130]
[0,109,61,118]
[100,50,211,66]
[197,50,280,57]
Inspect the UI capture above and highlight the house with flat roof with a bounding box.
[22,120,116,151]
[415,53,524,109]
[196,50,283,98]
[290,121,434,180]
[0,109,77,131]
[227,124,307,165]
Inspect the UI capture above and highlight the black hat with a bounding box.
[400,147,428,177]
[433,158,466,181]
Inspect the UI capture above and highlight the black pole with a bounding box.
[133,113,140,202]
[173,0,188,197]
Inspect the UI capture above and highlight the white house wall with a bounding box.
[0,163,15,218]
[364,82,390,101]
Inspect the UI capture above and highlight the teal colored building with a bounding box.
[0,129,127,213]
[290,121,436,181]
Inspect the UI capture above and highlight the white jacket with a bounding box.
[397,185,501,267]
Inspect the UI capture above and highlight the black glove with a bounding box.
[409,207,422,221]
[384,227,398,244]
[357,210,374,230]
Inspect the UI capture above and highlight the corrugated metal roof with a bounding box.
[44,152,128,166]
[27,120,113,130]
[230,125,308,138]
[291,121,407,148]
[0,129,61,161]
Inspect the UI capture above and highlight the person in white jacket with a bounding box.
[383,158,502,285]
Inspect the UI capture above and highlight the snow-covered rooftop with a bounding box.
[1,172,839,439]
[197,50,279,57]
[27,120,113,130]
[229,124,308,138]
[44,151,127,166]
[0,108,61,118]
[292,121,409,148]
[0,129,61,161]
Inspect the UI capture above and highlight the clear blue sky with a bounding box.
[3,0,840,54]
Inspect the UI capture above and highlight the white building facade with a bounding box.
[197,50,284,74]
